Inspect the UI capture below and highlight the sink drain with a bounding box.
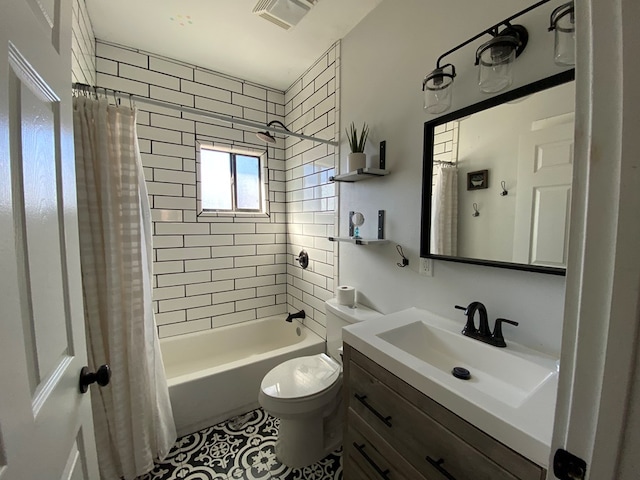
[452,367,471,380]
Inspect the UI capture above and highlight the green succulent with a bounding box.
[346,122,369,153]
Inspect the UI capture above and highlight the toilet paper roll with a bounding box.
[336,285,356,306]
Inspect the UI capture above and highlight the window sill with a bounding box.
[197,210,270,219]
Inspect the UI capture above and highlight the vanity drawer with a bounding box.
[343,455,374,480]
[345,346,545,480]
[345,408,429,480]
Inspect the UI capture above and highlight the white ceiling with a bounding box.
[85,0,382,91]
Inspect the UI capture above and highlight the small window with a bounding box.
[198,144,266,215]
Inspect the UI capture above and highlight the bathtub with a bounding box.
[160,316,325,436]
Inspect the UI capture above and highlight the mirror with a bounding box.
[420,70,575,275]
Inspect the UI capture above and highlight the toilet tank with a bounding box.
[325,298,382,361]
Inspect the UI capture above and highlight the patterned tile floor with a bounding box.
[137,408,343,480]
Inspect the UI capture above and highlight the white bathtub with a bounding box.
[160,316,325,436]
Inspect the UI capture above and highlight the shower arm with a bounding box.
[265,120,291,132]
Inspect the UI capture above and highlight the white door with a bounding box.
[0,0,100,479]
[513,122,574,267]
[550,1,640,478]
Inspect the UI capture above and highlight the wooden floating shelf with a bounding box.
[330,168,390,183]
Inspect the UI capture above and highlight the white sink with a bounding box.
[377,320,555,408]
[342,307,560,468]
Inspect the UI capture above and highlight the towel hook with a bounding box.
[396,244,409,268]
[472,203,480,217]
[500,180,508,196]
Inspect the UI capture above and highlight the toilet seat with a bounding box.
[261,354,340,401]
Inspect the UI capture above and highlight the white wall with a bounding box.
[339,0,573,356]
[71,0,95,84]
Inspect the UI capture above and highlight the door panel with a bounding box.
[0,0,99,478]
[530,185,572,267]
[513,121,574,267]
[24,0,56,32]
[12,68,72,393]
[61,431,91,480]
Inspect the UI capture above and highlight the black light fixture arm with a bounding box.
[434,0,553,69]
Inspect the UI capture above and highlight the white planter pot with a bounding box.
[347,152,366,172]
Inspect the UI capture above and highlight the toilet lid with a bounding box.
[261,354,340,400]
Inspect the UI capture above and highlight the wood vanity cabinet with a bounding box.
[342,344,547,480]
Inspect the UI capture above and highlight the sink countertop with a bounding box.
[342,307,559,468]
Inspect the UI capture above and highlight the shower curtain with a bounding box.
[73,96,176,479]
[431,165,458,256]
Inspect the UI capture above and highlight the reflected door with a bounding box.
[0,0,99,478]
[513,122,574,267]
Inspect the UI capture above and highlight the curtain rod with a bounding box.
[72,83,338,147]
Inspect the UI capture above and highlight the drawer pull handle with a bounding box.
[354,442,391,480]
[354,394,393,427]
[426,456,457,480]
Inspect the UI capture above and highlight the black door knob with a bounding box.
[79,364,111,394]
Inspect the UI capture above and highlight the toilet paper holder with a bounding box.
[295,250,309,269]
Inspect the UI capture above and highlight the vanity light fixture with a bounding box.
[422,0,572,114]
[475,25,528,93]
[549,1,575,66]
[423,64,456,114]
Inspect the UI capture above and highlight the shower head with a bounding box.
[256,120,291,144]
[256,130,277,144]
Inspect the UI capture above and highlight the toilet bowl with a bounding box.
[259,299,381,468]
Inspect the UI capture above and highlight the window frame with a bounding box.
[196,142,269,218]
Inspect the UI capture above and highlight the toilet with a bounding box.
[258,298,382,468]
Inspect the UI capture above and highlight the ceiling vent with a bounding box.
[253,0,317,30]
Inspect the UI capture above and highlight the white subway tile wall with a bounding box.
[284,43,340,339]
[71,0,95,85]
[95,41,339,339]
[432,121,459,187]
[433,121,459,164]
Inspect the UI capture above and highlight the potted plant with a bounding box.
[346,122,369,172]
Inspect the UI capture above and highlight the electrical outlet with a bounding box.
[419,257,434,277]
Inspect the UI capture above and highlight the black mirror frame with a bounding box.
[420,69,576,276]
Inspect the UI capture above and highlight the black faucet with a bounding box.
[285,310,306,323]
[454,302,519,347]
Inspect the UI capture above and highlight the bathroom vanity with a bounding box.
[343,345,546,479]
[341,308,558,479]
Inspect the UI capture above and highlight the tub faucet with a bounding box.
[285,310,306,323]
[454,302,519,347]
